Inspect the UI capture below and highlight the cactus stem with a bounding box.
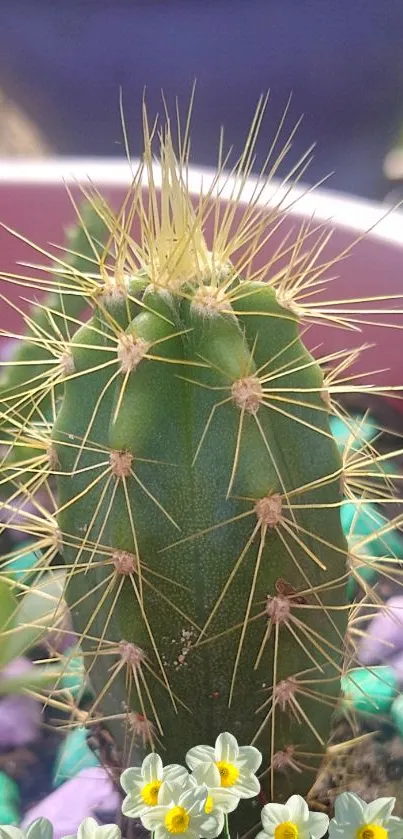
[60,350,75,376]
[128,471,180,530]
[231,376,263,414]
[192,397,233,467]
[112,549,138,576]
[109,449,133,478]
[191,284,233,317]
[255,593,343,674]
[117,335,150,373]
[127,710,158,748]
[229,527,267,706]
[320,388,332,410]
[119,640,146,669]
[88,638,162,734]
[270,745,316,776]
[46,442,59,470]
[268,677,298,716]
[271,745,301,773]
[255,493,283,528]
[265,595,292,623]
[253,672,340,747]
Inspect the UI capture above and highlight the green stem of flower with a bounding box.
[223,814,231,839]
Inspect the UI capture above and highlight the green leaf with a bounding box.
[0,572,65,669]
[0,663,64,696]
[0,578,17,635]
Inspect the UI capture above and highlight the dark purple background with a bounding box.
[1,0,403,198]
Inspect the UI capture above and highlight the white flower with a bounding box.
[257,795,329,839]
[3,823,53,839]
[186,732,261,799]
[189,762,241,831]
[120,753,188,818]
[141,780,222,839]
[61,818,121,839]
[329,792,403,839]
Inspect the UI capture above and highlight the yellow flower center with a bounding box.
[141,780,162,806]
[205,795,214,814]
[216,760,240,787]
[356,826,388,839]
[274,822,299,839]
[164,806,191,834]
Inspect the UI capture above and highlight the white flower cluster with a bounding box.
[120,732,262,839]
[3,734,403,839]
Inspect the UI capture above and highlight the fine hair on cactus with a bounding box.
[1,95,403,828]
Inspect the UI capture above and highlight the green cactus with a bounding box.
[1,107,402,826]
[44,120,350,818]
[0,200,109,467]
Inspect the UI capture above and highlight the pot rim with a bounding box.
[1,157,403,248]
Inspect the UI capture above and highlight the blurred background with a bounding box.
[1,0,403,200]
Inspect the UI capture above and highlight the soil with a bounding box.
[309,712,403,816]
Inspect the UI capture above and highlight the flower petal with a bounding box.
[192,812,222,839]
[364,798,396,825]
[308,812,330,839]
[121,790,149,818]
[233,770,260,799]
[77,816,98,839]
[159,781,178,807]
[27,820,53,839]
[328,824,348,839]
[164,764,189,783]
[261,803,289,829]
[334,792,365,827]
[119,767,143,794]
[97,827,121,839]
[212,787,240,814]
[208,809,224,836]
[154,826,168,839]
[192,763,222,789]
[141,805,169,831]
[143,753,164,783]
[287,795,309,826]
[77,819,98,839]
[215,732,239,763]
[385,816,403,839]
[237,746,262,774]
[256,831,271,839]
[186,745,215,770]
[181,785,208,815]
